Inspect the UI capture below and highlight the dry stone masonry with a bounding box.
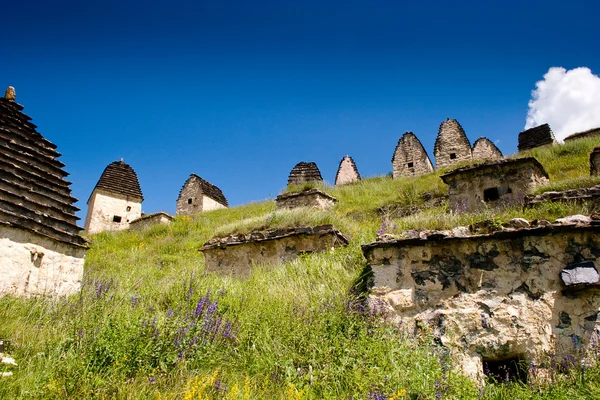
[276,188,337,210]
[335,156,361,185]
[287,162,323,186]
[392,132,434,178]
[564,127,600,143]
[441,157,549,212]
[525,184,600,213]
[518,124,557,151]
[200,225,348,276]
[129,212,173,231]
[471,137,503,161]
[434,119,472,169]
[362,217,600,381]
[176,174,228,216]
[0,87,87,296]
[591,147,600,176]
[84,160,144,234]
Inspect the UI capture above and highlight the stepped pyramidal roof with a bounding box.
[0,88,86,248]
[91,160,144,202]
[178,174,228,206]
[287,162,323,186]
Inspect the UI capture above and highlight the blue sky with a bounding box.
[2,0,599,219]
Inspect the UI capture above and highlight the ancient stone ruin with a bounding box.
[276,188,337,210]
[471,137,503,161]
[363,217,600,381]
[526,185,600,213]
[433,119,472,169]
[200,225,348,276]
[591,147,600,176]
[129,212,173,231]
[518,124,557,151]
[176,174,228,216]
[84,160,144,234]
[335,156,361,185]
[441,157,549,212]
[392,132,434,178]
[564,127,600,143]
[287,162,323,186]
[0,87,87,296]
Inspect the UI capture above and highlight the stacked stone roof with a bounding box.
[287,162,323,186]
[472,137,503,161]
[335,156,361,185]
[178,174,228,207]
[564,127,600,142]
[0,95,86,248]
[518,124,557,151]
[392,132,434,177]
[92,160,144,201]
[433,119,472,168]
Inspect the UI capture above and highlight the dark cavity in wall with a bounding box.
[483,187,500,202]
[483,356,528,383]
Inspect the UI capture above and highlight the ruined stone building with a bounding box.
[391,132,434,178]
[287,162,323,186]
[518,124,557,151]
[564,127,600,143]
[176,174,228,215]
[591,147,600,176]
[0,87,87,296]
[335,156,361,185]
[441,157,549,212]
[471,137,503,161]
[84,160,144,234]
[433,119,472,169]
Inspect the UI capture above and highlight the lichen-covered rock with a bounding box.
[472,137,503,161]
[555,214,592,225]
[392,132,434,178]
[335,156,361,185]
[434,119,472,169]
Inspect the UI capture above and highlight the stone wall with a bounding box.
[564,127,600,143]
[591,147,600,176]
[176,174,228,215]
[441,158,549,212]
[472,137,503,161]
[525,184,600,213]
[434,119,472,169]
[129,212,173,231]
[392,132,434,178]
[362,221,600,380]
[84,189,142,234]
[203,195,227,212]
[276,189,337,210]
[0,225,85,296]
[200,225,348,276]
[335,156,361,185]
[518,124,557,151]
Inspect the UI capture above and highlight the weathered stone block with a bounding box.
[275,189,337,210]
[560,261,600,286]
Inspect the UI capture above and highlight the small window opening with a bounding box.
[483,357,528,383]
[407,162,414,168]
[450,153,457,160]
[506,188,512,194]
[126,206,131,212]
[483,187,500,202]
[187,198,193,204]
[113,215,122,223]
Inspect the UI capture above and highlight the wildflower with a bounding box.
[149,376,156,384]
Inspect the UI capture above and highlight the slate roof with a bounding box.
[178,174,228,207]
[91,160,144,201]
[287,162,323,186]
[518,124,557,151]
[0,96,86,248]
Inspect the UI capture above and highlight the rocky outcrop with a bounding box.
[287,162,323,186]
[591,147,600,176]
[335,156,361,185]
[200,225,348,276]
[471,137,503,161]
[392,132,434,178]
[434,119,472,169]
[518,124,557,151]
[276,189,337,210]
[564,127,600,143]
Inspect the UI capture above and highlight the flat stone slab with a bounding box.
[561,261,600,286]
[275,188,337,210]
[200,225,348,276]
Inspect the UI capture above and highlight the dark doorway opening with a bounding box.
[407,162,414,168]
[483,187,500,202]
[483,357,528,383]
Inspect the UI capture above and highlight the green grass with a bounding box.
[1,139,600,399]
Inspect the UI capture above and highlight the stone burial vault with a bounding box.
[518,123,557,152]
[434,118,473,169]
[275,188,338,210]
[176,173,228,216]
[335,155,361,185]
[0,87,87,296]
[392,132,434,178]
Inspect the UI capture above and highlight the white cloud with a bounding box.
[525,67,600,142]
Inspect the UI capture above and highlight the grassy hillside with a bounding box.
[1,137,599,399]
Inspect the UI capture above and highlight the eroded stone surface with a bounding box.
[200,225,348,276]
[335,156,361,185]
[561,261,600,286]
[434,119,472,169]
[275,189,337,210]
[472,137,503,161]
[392,132,434,178]
[362,222,600,381]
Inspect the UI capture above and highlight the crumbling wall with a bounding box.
[392,132,434,178]
[129,212,172,231]
[471,137,503,161]
[518,124,557,151]
[335,156,361,185]
[434,119,472,169]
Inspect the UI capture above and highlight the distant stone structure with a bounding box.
[591,147,600,176]
[276,188,337,210]
[518,124,557,151]
[0,87,87,296]
[84,160,144,234]
[287,162,323,186]
[441,157,549,212]
[335,156,361,185]
[564,127,600,143]
[129,212,173,231]
[433,119,472,169]
[392,132,434,178]
[471,137,503,161]
[176,174,228,216]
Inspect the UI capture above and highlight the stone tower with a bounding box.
[335,156,361,185]
[392,132,434,178]
[287,162,323,186]
[176,174,228,215]
[84,160,143,234]
[433,119,472,169]
[472,137,503,161]
[0,87,87,296]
